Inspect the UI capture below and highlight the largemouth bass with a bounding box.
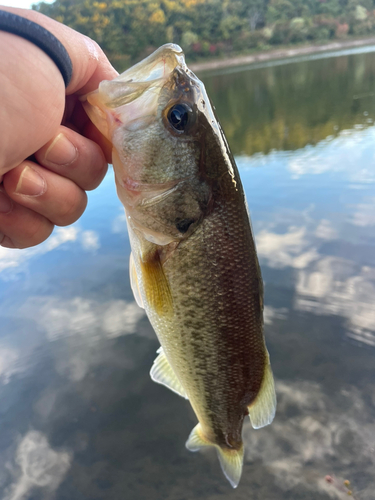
[83,44,276,488]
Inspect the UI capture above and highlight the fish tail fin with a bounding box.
[186,424,243,488]
[248,353,277,429]
[216,445,244,489]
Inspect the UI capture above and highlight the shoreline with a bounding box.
[189,36,375,73]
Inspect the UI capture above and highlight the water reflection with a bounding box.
[204,52,375,156]
[0,50,374,499]
[4,431,72,500]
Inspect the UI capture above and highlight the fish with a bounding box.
[82,43,276,488]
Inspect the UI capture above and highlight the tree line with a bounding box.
[33,0,375,70]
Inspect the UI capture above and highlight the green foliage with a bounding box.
[32,0,375,69]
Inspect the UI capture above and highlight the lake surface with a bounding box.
[0,48,375,500]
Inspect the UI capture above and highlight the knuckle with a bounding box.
[9,216,54,249]
[85,162,107,191]
[79,143,107,190]
[21,216,53,247]
[54,190,87,226]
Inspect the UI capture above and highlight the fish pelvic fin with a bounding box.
[186,424,244,489]
[248,352,276,429]
[150,347,188,399]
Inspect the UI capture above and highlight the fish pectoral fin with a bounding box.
[150,347,188,399]
[186,424,243,489]
[129,252,144,309]
[139,250,173,317]
[248,354,276,429]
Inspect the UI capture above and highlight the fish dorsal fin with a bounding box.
[129,252,144,309]
[139,250,173,317]
[248,352,276,429]
[150,347,188,399]
[186,424,243,488]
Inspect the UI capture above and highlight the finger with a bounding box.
[83,121,113,163]
[65,97,113,162]
[3,161,87,227]
[0,188,53,249]
[35,125,108,191]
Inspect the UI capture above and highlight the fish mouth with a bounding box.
[82,44,189,139]
[83,44,218,146]
[116,44,186,85]
[96,44,187,109]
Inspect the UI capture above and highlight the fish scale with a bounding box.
[83,43,276,488]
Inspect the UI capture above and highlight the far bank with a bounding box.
[189,36,375,74]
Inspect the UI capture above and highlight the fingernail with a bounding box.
[0,191,13,213]
[44,133,78,166]
[15,165,46,197]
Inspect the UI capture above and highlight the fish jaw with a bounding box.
[82,44,186,141]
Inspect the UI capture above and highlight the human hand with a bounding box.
[0,6,118,248]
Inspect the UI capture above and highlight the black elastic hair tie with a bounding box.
[0,10,73,87]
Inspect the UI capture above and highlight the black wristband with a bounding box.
[0,10,73,87]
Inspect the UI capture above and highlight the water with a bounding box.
[0,49,375,500]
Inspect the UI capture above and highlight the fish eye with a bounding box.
[167,103,191,131]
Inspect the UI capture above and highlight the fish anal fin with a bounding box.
[129,252,144,309]
[248,354,276,429]
[185,423,211,452]
[150,347,188,399]
[186,424,243,488]
[139,250,173,317]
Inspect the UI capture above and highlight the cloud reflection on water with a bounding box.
[20,296,144,342]
[4,431,72,500]
[243,380,375,499]
[258,220,375,346]
[0,294,144,389]
[239,128,375,352]
[351,197,375,227]
[288,128,375,184]
[257,226,319,269]
[296,258,375,346]
[0,227,100,277]
[112,211,127,234]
